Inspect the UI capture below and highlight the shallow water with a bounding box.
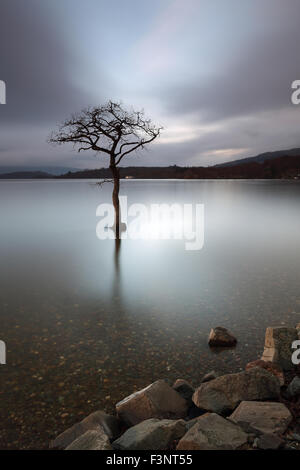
[0,179,300,448]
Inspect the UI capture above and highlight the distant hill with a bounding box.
[56,155,300,179]
[0,166,80,175]
[215,148,300,167]
[1,152,300,180]
[0,171,52,179]
[56,166,182,179]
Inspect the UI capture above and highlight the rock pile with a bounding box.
[49,324,300,450]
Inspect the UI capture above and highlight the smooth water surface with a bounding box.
[0,179,300,448]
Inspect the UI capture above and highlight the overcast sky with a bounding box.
[0,0,300,169]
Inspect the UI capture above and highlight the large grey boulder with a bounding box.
[229,401,292,435]
[116,380,188,426]
[208,327,237,347]
[113,418,186,450]
[261,326,298,371]
[177,413,248,450]
[50,410,120,449]
[65,429,112,450]
[192,368,280,415]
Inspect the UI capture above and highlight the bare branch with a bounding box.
[115,132,161,165]
[93,179,114,187]
[49,100,163,166]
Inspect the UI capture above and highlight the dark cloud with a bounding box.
[0,0,96,124]
[158,3,300,123]
[0,0,300,168]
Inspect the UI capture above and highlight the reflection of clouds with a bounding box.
[3,180,300,328]
[111,237,123,307]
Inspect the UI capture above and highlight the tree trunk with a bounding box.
[110,164,120,239]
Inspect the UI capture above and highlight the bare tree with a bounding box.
[49,100,162,237]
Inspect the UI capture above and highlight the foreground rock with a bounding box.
[208,327,237,347]
[287,376,300,398]
[254,433,284,450]
[50,410,120,449]
[65,429,112,450]
[246,360,284,386]
[229,401,292,435]
[201,370,221,383]
[116,380,188,426]
[192,368,280,415]
[113,419,186,450]
[172,379,194,403]
[48,323,300,451]
[177,413,248,450]
[261,326,298,371]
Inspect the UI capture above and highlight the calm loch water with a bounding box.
[0,179,300,448]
